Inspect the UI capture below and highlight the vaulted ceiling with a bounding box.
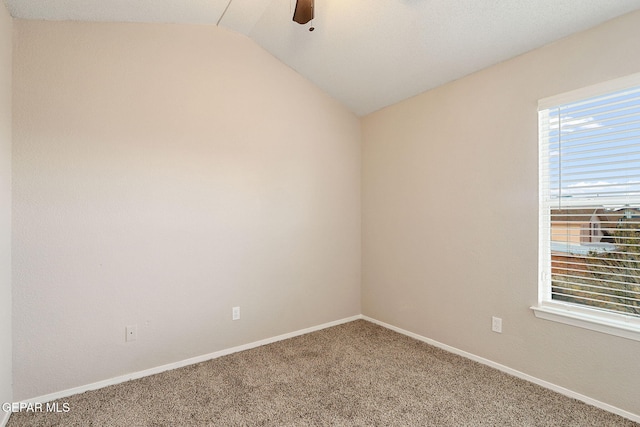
[5,0,640,115]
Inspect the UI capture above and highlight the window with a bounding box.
[534,74,640,341]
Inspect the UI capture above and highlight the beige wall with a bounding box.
[362,11,640,416]
[12,20,361,399]
[9,8,640,418]
[0,2,12,415]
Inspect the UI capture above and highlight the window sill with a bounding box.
[531,304,640,342]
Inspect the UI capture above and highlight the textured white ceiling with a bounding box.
[5,0,640,115]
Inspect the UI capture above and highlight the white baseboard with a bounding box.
[362,315,640,424]
[1,410,10,427]
[20,315,363,406]
[15,314,638,424]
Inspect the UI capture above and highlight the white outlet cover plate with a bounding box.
[492,317,502,333]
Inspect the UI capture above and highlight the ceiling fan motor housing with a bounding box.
[293,0,314,25]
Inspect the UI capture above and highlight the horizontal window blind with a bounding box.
[539,82,640,318]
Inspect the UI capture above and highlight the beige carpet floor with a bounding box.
[7,320,638,426]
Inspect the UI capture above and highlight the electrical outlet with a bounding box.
[232,306,240,321]
[126,325,137,342]
[491,316,502,333]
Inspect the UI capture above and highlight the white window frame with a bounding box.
[532,73,640,342]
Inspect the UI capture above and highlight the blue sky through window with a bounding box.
[547,87,640,203]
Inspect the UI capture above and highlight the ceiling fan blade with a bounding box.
[293,0,314,25]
